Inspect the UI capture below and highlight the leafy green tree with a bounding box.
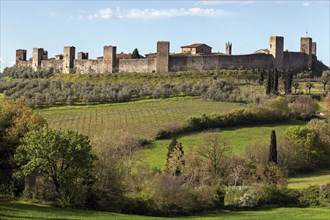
[268,130,277,164]
[131,48,141,59]
[14,128,96,206]
[0,98,46,195]
[284,126,322,171]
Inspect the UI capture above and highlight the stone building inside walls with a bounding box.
[15,36,324,74]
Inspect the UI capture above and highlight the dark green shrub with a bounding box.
[257,185,300,206]
[299,185,321,207]
[319,183,330,207]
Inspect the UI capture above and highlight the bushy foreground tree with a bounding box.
[0,98,46,195]
[14,128,96,207]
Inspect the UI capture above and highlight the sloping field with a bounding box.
[38,97,243,140]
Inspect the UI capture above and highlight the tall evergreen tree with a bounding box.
[258,68,264,85]
[284,70,293,94]
[165,138,185,176]
[266,68,272,95]
[268,130,277,164]
[272,68,279,94]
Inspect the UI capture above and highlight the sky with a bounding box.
[1,0,329,72]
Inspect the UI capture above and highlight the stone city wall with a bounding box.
[41,60,64,73]
[169,54,274,72]
[74,59,104,74]
[118,58,156,73]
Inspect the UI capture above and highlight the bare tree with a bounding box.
[196,134,229,176]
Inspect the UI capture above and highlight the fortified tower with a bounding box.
[225,42,232,55]
[42,51,48,60]
[269,36,284,71]
[78,52,89,60]
[16,49,26,64]
[103,46,116,73]
[312,42,317,57]
[32,48,44,71]
[63,46,75,73]
[156,41,170,73]
[300,37,312,69]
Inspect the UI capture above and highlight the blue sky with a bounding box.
[1,0,329,72]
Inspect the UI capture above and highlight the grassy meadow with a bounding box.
[141,120,307,169]
[1,201,329,220]
[288,169,330,189]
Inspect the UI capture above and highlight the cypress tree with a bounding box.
[165,139,185,176]
[272,68,279,94]
[284,70,293,94]
[268,130,277,164]
[258,68,264,85]
[266,68,272,95]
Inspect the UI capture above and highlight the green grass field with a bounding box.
[288,169,330,189]
[0,201,329,220]
[38,97,244,140]
[142,120,306,169]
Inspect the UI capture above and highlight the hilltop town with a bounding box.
[15,35,328,75]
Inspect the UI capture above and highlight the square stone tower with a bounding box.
[78,52,89,60]
[156,41,170,73]
[103,46,116,73]
[32,48,44,71]
[225,42,232,55]
[300,37,312,54]
[16,49,27,64]
[63,46,75,73]
[269,36,284,71]
[300,37,312,70]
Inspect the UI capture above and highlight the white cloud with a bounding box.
[81,7,226,20]
[196,1,255,6]
[302,2,311,7]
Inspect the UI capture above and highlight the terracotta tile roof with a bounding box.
[181,43,212,48]
[117,52,132,59]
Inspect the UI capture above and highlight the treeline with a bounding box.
[156,96,319,139]
[1,98,329,216]
[0,79,242,107]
